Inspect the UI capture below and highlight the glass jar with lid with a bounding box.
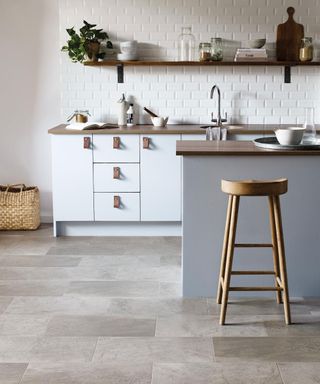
[299,37,313,62]
[211,37,223,61]
[199,43,211,61]
[178,27,196,61]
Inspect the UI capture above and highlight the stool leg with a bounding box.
[217,195,233,304]
[273,195,291,325]
[220,195,240,325]
[268,196,282,304]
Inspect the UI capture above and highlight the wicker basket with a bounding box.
[0,184,40,230]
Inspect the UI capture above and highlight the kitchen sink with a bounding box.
[200,125,244,130]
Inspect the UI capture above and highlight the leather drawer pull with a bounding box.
[113,137,121,149]
[114,195,121,208]
[143,137,150,149]
[83,137,91,149]
[113,167,121,179]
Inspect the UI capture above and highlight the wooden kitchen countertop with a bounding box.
[176,140,320,156]
[48,123,298,135]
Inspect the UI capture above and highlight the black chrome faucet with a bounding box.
[210,85,227,126]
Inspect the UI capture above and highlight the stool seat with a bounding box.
[221,178,287,196]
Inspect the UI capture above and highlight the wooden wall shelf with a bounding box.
[83,60,320,83]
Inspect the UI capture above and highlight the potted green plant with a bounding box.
[61,20,113,63]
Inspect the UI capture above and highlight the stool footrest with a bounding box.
[234,243,273,248]
[229,286,283,291]
[231,270,275,275]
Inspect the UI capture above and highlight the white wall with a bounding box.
[0,0,60,221]
[59,0,320,125]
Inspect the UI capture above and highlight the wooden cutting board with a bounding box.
[276,7,304,61]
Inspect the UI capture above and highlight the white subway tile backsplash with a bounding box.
[59,0,320,124]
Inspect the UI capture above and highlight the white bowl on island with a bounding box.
[275,127,305,145]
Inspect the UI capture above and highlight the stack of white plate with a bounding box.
[117,40,138,61]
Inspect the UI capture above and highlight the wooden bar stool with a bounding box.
[217,178,291,325]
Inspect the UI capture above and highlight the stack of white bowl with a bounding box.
[117,40,138,61]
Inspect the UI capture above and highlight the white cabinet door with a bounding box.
[140,134,181,221]
[94,163,140,192]
[93,135,140,163]
[51,135,94,221]
[95,193,140,221]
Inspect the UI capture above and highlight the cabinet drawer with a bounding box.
[94,163,140,192]
[93,135,140,163]
[94,193,140,221]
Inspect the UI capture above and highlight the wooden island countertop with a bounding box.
[48,123,307,136]
[176,139,320,156]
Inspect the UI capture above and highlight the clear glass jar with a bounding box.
[303,107,316,143]
[199,42,211,62]
[211,37,223,61]
[299,37,313,62]
[178,27,195,61]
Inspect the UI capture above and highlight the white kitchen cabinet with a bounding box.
[94,163,140,192]
[51,134,94,221]
[93,135,140,163]
[140,134,181,221]
[95,193,140,221]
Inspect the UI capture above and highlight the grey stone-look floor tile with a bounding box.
[0,363,28,384]
[213,336,320,362]
[278,362,320,384]
[114,265,180,282]
[5,296,111,316]
[47,236,180,257]
[0,255,81,267]
[79,254,160,267]
[20,363,152,384]
[160,254,181,266]
[0,281,68,296]
[265,314,320,336]
[93,337,214,363]
[156,314,268,337]
[46,315,155,336]
[1,237,55,255]
[0,336,97,363]
[159,282,181,297]
[106,298,209,318]
[152,362,283,384]
[67,281,160,297]
[0,337,37,362]
[27,337,98,363]
[207,298,312,317]
[0,266,116,281]
[0,314,51,336]
[0,297,13,314]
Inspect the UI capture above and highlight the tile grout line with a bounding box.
[276,362,286,384]
[17,363,29,384]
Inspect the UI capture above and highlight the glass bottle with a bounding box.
[199,43,211,62]
[303,107,316,143]
[178,27,195,61]
[211,37,223,61]
[299,37,313,62]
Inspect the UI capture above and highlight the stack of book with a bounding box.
[234,48,268,62]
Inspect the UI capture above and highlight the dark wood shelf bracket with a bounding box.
[284,65,291,83]
[117,63,124,83]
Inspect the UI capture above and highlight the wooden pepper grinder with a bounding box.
[276,7,304,61]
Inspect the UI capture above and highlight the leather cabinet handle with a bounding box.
[83,137,91,149]
[113,167,121,179]
[114,195,121,208]
[143,137,150,149]
[113,137,121,149]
